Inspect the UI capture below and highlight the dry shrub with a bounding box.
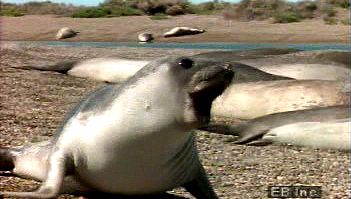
[295,1,318,18]
[166,5,185,15]
[232,0,291,21]
[325,0,350,8]
[222,0,345,23]
[125,0,190,15]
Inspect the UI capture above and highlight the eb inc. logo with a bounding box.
[268,186,322,198]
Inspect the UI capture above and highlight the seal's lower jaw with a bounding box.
[189,69,234,126]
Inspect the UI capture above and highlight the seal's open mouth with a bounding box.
[190,64,234,124]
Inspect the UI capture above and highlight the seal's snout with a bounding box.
[188,63,234,125]
[191,63,234,95]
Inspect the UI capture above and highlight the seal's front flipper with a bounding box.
[13,60,78,74]
[183,166,219,199]
[0,147,15,171]
[1,151,67,198]
[0,171,15,177]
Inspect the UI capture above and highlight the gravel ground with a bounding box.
[0,42,349,199]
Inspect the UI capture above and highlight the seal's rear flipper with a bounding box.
[12,60,78,74]
[1,150,67,198]
[0,147,15,171]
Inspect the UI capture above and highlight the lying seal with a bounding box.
[20,58,149,83]
[163,27,205,38]
[17,49,290,83]
[138,33,154,42]
[262,119,351,151]
[211,80,350,120]
[203,106,350,150]
[55,27,79,40]
[238,50,351,81]
[0,56,233,198]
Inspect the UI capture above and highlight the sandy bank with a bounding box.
[1,15,350,43]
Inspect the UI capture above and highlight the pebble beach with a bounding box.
[0,42,349,199]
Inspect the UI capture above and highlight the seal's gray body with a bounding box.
[262,119,351,151]
[238,50,351,82]
[191,48,299,83]
[17,49,349,83]
[1,56,233,198]
[21,58,149,83]
[211,80,350,120]
[19,48,297,83]
[204,106,350,151]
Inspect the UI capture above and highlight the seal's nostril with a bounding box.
[223,64,231,70]
[223,70,234,80]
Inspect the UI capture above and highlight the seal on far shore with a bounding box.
[55,27,79,40]
[0,56,234,198]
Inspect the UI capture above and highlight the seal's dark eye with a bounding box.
[179,58,193,69]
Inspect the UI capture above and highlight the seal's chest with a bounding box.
[75,133,197,194]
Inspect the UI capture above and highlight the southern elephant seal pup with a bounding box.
[211,80,350,120]
[238,50,351,81]
[138,33,154,43]
[20,58,149,83]
[55,27,79,40]
[202,106,350,149]
[0,56,233,198]
[261,119,351,151]
[163,27,205,37]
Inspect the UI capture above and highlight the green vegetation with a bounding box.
[0,7,24,17]
[326,0,350,8]
[0,1,77,16]
[71,6,142,18]
[323,16,338,24]
[71,7,110,18]
[0,0,349,24]
[223,0,349,24]
[274,11,302,23]
[341,18,350,25]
